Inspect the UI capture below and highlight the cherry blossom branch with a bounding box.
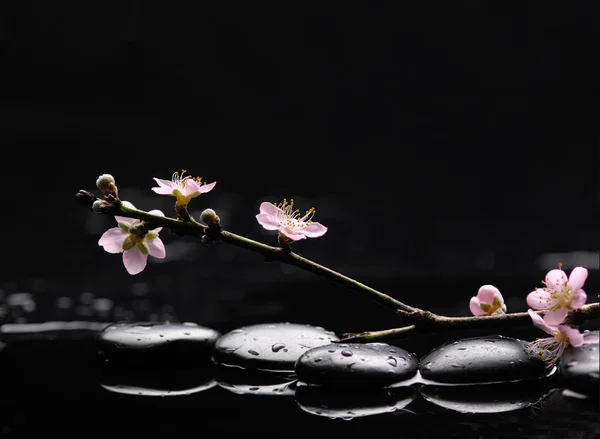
[340,303,600,342]
[76,191,416,314]
[76,185,599,342]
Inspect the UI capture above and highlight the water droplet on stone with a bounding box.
[184,332,191,336]
[341,350,353,357]
[338,344,349,348]
[328,349,336,353]
[249,387,259,391]
[456,347,467,350]
[314,358,322,363]
[248,349,260,356]
[387,357,398,367]
[271,343,286,352]
[450,364,465,368]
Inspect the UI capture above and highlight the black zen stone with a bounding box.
[558,333,599,396]
[419,335,548,384]
[213,323,339,372]
[295,342,418,387]
[98,322,221,367]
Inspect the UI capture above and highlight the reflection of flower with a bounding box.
[469,285,507,316]
[525,309,599,366]
[526,266,588,326]
[152,170,216,206]
[256,199,328,242]
[98,203,166,275]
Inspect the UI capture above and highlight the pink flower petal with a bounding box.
[281,232,306,241]
[528,309,555,336]
[146,236,166,259]
[98,227,128,254]
[147,209,165,233]
[469,297,485,316]
[582,333,599,344]
[152,179,176,195]
[302,222,328,238]
[545,269,568,290]
[256,213,280,230]
[543,308,569,326]
[181,178,200,196]
[571,290,587,309]
[477,285,500,304]
[152,186,176,195]
[115,216,137,226]
[122,246,148,275]
[198,181,216,194]
[259,202,282,216]
[568,267,587,291]
[153,178,175,189]
[558,325,584,348]
[526,288,552,310]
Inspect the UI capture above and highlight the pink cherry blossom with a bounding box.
[152,170,216,206]
[256,199,327,242]
[98,204,166,275]
[469,285,507,316]
[525,309,599,366]
[526,266,588,326]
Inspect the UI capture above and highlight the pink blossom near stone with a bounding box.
[256,199,327,241]
[526,266,588,326]
[525,309,599,366]
[152,170,216,206]
[469,284,507,316]
[98,205,166,275]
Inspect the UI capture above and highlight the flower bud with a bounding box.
[96,174,116,194]
[200,208,221,227]
[92,200,109,213]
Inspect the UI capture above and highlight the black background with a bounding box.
[0,2,599,437]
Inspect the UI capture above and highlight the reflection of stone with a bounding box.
[419,335,548,384]
[215,364,297,396]
[213,323,339,372]
[296,342,418,387]
[98,321,220,367]
[558,331,599,396]
[295,384,416,419]
[100,362,216,397]
[420,380,549,414]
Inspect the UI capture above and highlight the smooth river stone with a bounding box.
[558,333,599,395]
[98,322,221,365]
[295,385,416,419]
[419,335,547,384]
[295,342,418,387]
[213,323,339,372]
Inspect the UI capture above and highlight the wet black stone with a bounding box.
[98,322,221,366]
[295,385,416,419]
[558,333,599,396]
[419,335,548,384]
[420,380,548,414]
[295,342,418,387]
[213,322,339,372]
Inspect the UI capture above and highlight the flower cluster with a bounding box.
[469,264,597,367]
[94,172,327,275]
